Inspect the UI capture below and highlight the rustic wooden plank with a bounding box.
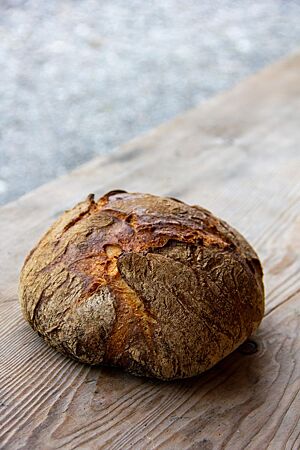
[0,52,300,450]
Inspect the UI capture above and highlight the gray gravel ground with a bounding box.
[1,0,300,205]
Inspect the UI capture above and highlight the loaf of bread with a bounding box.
[19,190,264,380]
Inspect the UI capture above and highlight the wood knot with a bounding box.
[238,340,258,355]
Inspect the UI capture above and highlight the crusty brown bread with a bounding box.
[19,190,264,380]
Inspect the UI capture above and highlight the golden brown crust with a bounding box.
[19,190,265,379]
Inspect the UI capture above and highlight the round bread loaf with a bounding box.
[19,190,264,380]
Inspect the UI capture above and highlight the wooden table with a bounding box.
[0,52,299,450]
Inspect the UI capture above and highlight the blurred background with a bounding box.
[1,0,300,206]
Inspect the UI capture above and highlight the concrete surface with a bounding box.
[0,0,300,205]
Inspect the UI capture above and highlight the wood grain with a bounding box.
[0,51,300,449]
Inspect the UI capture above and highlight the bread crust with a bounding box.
[19,190,264,379]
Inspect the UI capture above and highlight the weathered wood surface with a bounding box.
[0,52,300,450]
